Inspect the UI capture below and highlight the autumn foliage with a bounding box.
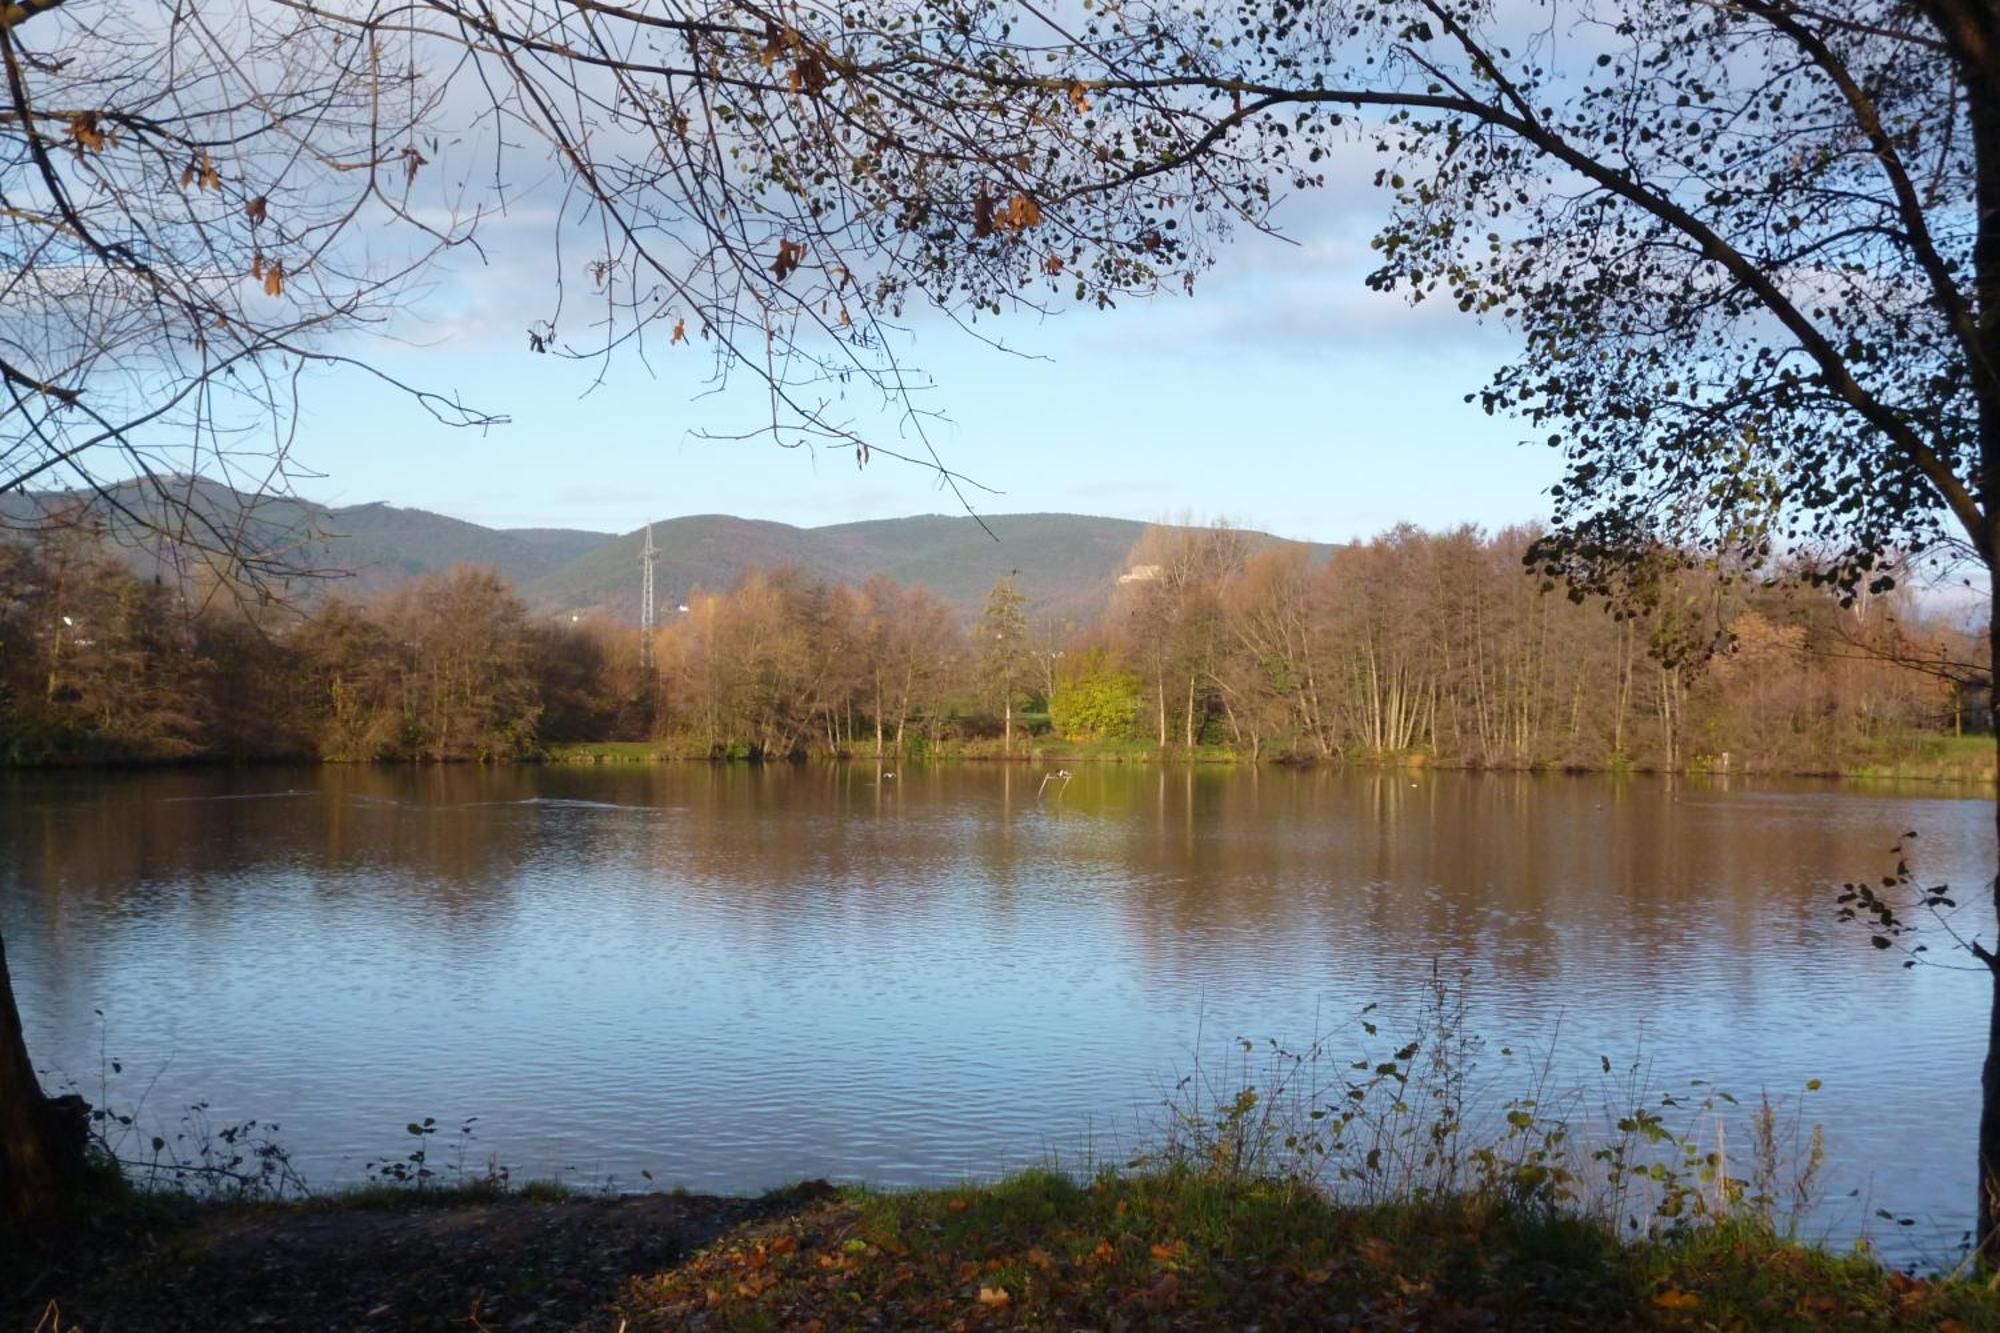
[0,522,1983,771]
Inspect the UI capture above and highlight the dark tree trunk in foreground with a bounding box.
[1875,2,2000,1260]
[1945,0,2000,1260]
[0,931,85,1220]
[1984,951,2000,1258]
[1976,588,1992,1248]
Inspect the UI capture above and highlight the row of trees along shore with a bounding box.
[1,521,1983,772]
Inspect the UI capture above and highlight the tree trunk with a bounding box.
[1898,6,2000,1253]
[897,665,913,757]
[0,930,87,1219]
[1981,578,2000,1259]
[1984,946,2000,1262]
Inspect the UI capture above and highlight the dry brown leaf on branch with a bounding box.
[1067,81,1091,115]
[770,240,806,282]
[759,21,791,68]
[671,318,687,344]
[67,111,107,154]
[1003,193,1042,229]
[789,55,829,96]
[262,260,284,297]
[245,195,267,226]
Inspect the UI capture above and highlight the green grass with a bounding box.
[543,737,1253,765]
[543,740,687,763]
[542,735,2000,776]
[484,731,2000,779]
[1838,734,1996,783]
[930,736,1249,763]
[613,1168,2000,1330]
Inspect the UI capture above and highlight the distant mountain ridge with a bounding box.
[299,501,614,587]
[0,480,614,592]
[2,483,1333,623]
[526,511,1169,624]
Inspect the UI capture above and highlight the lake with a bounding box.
[2,763,1992,1261]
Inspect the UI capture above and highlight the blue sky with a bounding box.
[297,200,1559,543]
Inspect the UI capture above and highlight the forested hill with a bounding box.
[0,481,614,593]
[524,512,1333,623]
[4,484,1334,623]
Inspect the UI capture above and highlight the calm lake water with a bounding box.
[2,764,1993,1258]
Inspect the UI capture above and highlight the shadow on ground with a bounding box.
[5,1183,833,1332]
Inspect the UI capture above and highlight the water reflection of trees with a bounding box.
[5,766,1978,1029]
[1,766,556,938]
[1022,768,1970,1019]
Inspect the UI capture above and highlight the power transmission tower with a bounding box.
[639,523,657,672]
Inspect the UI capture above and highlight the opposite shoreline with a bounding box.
[7,741,1992,785]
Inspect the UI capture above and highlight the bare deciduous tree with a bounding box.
[1,0,498,577]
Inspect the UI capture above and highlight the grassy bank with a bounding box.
[541,737,1250,765]
[620,1169,2000,1330]
[14,1170,1998,1330]
[9,730,1991,780]
[543,739,695,763]
[1817,734,1997,783]
[541,735,1996,781]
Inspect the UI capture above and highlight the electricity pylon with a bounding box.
[639,523,657,673]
